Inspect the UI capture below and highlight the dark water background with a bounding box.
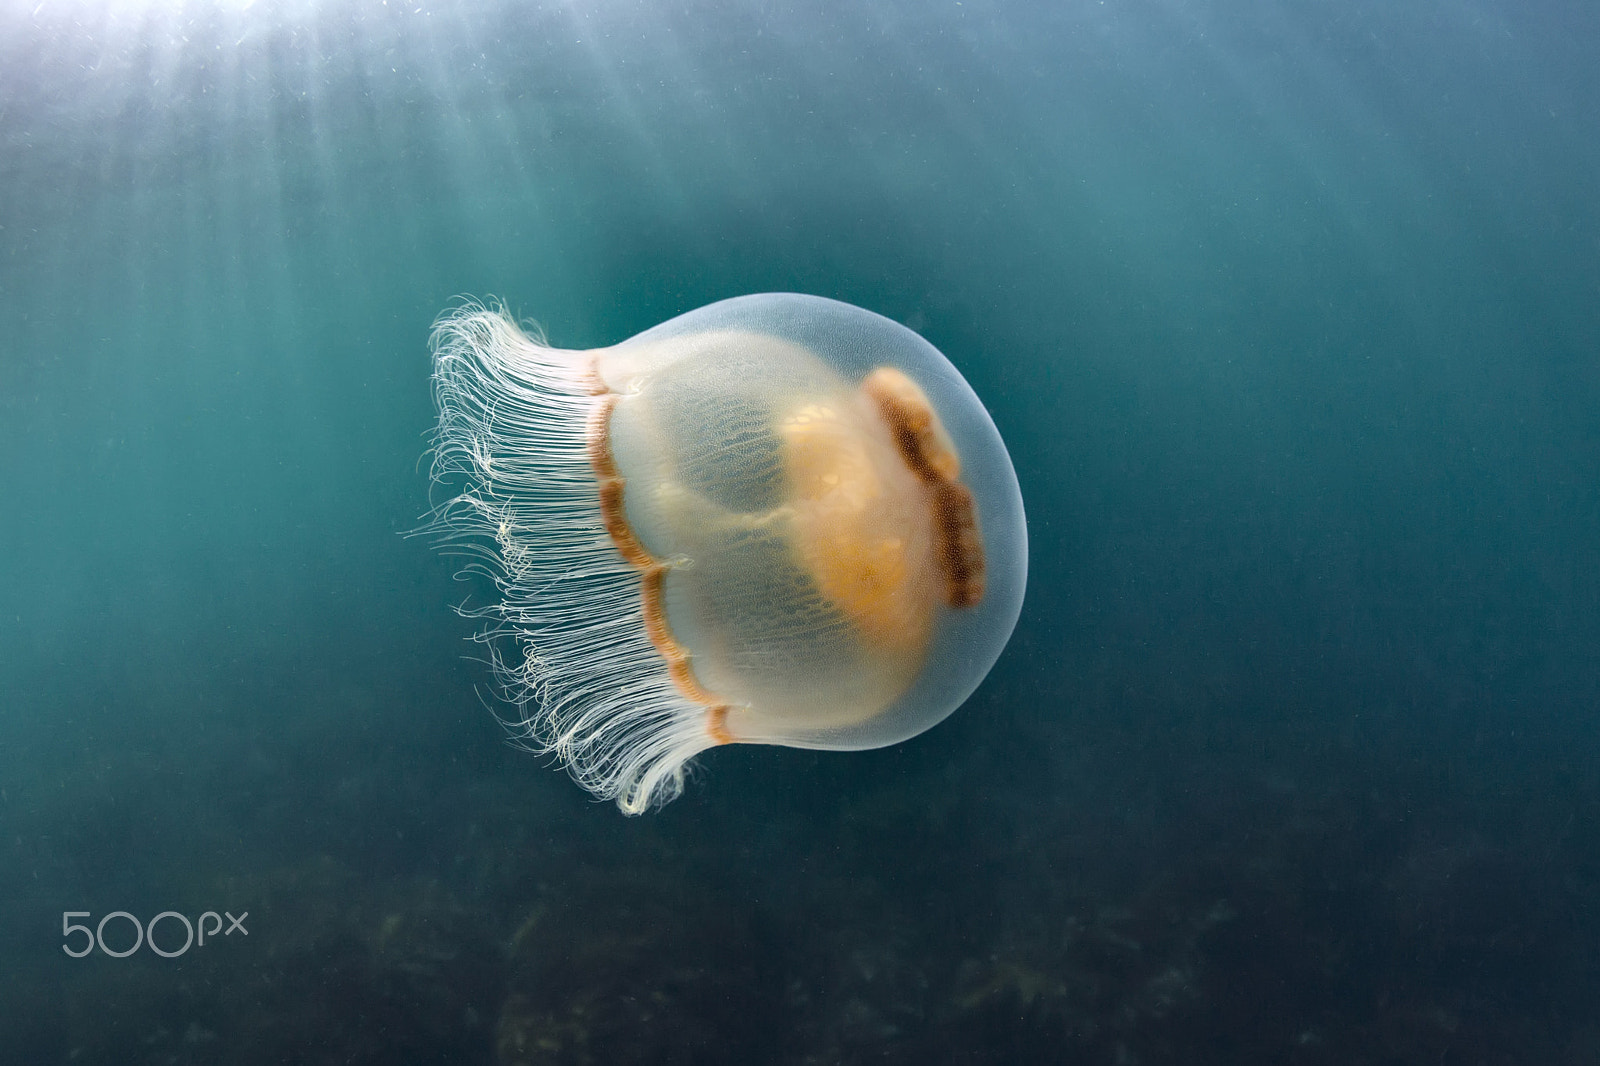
[3,0,1598,1061]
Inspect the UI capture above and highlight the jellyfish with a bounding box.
[424,293,1026,813]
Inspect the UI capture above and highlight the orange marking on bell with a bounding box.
[637,565,673,647]
[862,367,962,483]
[706,705,734,746]
[859,366,986,609]
[597,440,729,728]
[595,479,652,567]
[934,482,985,608]
[582,353,609,396]
[588,396,655,568]
[586,395,621,479]
[667,658,722,706]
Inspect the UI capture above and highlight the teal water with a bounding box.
[3,0,1598,1061]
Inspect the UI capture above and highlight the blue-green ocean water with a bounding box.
[2,0,1598,1061]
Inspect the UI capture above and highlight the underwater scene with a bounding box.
[2,0,1598,1062]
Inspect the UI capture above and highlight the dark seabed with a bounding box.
[3,0,1599,1062]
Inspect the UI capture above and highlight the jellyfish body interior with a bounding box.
[425,293,1026,812]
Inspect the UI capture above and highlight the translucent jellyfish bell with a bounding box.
[425,294,1026,813]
